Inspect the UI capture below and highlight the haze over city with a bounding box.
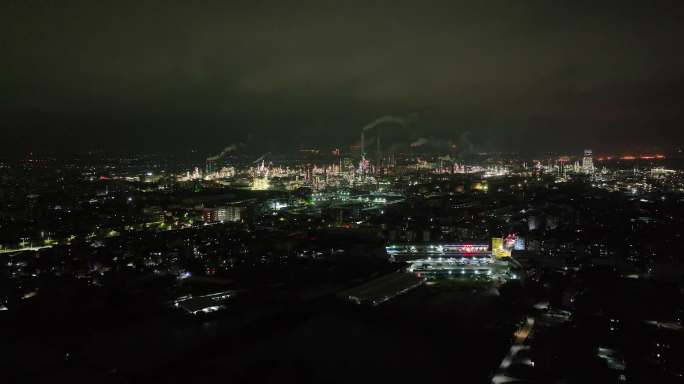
[3,1,684,155]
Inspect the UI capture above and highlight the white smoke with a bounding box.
[361,115,407,154]
[252,152,270,164]
[362,115,406,132]
[207,144,241,161]
[410,137,428,147]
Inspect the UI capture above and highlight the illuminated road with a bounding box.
[513,317,534,344]
[491,316,536,384]
[0,245,53,254]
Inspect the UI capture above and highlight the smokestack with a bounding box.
[361,130,365,158]
[376,132,381,171]
[360,115,406,159]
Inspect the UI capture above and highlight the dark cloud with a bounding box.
[2,0,684,154]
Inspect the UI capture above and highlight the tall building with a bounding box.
[202,206,243,223]
[206,158,216,175]
[582,149,594,174]
[217,206,243,222]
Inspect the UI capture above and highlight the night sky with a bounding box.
[2,1,684,155]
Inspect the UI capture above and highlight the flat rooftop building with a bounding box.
[386,243,490,262]
[173,291,232,315]
[339,272,425,306]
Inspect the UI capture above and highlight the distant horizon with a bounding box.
[3,145,682,163]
